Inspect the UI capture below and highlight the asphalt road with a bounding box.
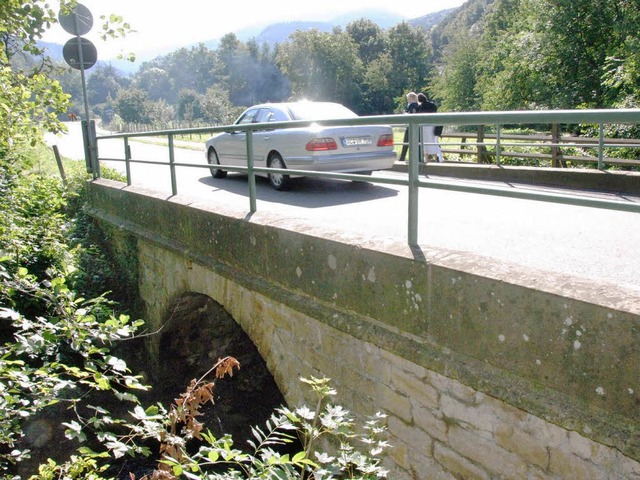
[46,123,640,294]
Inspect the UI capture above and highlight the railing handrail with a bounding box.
[96,109,640,140]
[90,108,640,246]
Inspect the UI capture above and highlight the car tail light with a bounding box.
[377,134,394,147]
[306,138,338,151]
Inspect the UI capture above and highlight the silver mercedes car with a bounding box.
[204,101,397,190]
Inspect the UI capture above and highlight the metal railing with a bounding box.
[88,108,640,246]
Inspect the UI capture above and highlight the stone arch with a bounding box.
[144,291,288,445]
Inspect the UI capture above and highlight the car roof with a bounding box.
[248,101,358,121]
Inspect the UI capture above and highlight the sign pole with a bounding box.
[73,15,91,127]
[60,3,98,176]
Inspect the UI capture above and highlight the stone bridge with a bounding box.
[86,179,640,479]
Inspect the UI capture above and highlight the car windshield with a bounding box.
[287,102,358,121]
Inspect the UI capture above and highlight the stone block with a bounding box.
[440,393,498,433]
[413,402,448,443]
[433,442,490,480]
[447,425,528,479]
[548,449,600,480]
[494,422,549,469]
[391,367,440,409]
[428,370,477,403]
[375,382,413,424]
[388,416,433,457]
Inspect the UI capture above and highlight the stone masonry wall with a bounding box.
[133,240,640,479]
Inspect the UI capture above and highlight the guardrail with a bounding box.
[87,109,640,246]
[437,128,640,168]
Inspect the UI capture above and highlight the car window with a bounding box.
[287,102,358,121]
[271,108,290,122]
[255,109,274,123]
[236,109,259,125]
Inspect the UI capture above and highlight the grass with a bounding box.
[29,141,126,183]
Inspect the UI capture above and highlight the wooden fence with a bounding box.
[438,125,640,169]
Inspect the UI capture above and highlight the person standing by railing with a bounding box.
[418,92,444,162]
[399,92,420,162]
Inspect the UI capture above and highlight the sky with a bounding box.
[43,0,467,60]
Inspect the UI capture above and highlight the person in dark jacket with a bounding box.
[417,93,444,162]
[417,92,437,113]
[399,92,420,162]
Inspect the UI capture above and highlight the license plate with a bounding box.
[343,136,372,146]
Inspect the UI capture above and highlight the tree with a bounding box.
[346,18,387,65]
[431,30,481,112]
[215,33,249,105]
[177,88,204,122]
[1,1,69,152]
[87,63,127,105]
[455,0,640,110]
[276,29,364,109]
[201,85,241,125]
[600,2,640,107]
[361,53,396,114]
[146,99,175,127]
[135,65,172,101]
[384,22,431,101]
[1,0,132,153]
[54,62,84,117]
[534,0,616,108]
[116,88,151,124]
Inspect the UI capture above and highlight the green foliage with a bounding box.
[1,0,134,152]
[346,19,386,65]
[177,89,205,122]
[200,85,243,125]
[139,375,389,479]
[385,22,431,99]
[116,88,152,124]
[0,138,389,480]
[433,0,640,111]
[276,29,365,109]
[0,145,149,475]
[430,30,480,112]
[32,453,110,480]
[0,168,69,278]
[0,261,148,476]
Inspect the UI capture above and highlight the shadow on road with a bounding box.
[197,173,399,209]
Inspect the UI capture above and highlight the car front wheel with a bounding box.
[207,148,227,179]
[268,153,290,190]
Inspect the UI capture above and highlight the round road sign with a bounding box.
[63,37,98,70]
[58,3,93,36]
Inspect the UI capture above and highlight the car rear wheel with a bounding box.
[207,148,227,179]
[268,153,290,190]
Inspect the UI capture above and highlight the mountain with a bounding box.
[252,21,334,45]
[205,9,406,50]
[408,7,458,31]
[40,7,459,75]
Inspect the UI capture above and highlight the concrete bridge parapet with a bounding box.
[86,179,640,479]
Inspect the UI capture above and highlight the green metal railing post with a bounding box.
[124,137,132,185]
[495,124,502,165]
[168,134,177,195]
[246,130,257,213]
[88,120,100,178]
[598,123,605,170]
[408,122,420,246]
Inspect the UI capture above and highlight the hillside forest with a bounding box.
[49,0,640,129]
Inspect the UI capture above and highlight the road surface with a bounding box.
[45,123,640,294]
